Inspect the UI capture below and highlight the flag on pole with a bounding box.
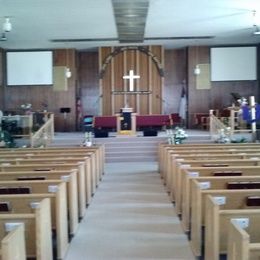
[179,83,187,121]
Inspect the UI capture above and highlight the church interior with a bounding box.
[0,1,260,259]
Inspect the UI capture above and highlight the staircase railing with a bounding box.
[30,113,54,147]
[209,109,231,141]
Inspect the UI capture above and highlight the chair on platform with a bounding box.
[83,115,94,132]
[170,113,181,126]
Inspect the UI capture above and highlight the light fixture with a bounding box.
[194,45,201,75]
[252,10,260,35]
[65,49,72,78]
[253,25,260,35]
[66,67,72,78]
[194,64,201,75]
[3,17,12,32]
[0,32,7,41]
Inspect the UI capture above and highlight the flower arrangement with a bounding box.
[21,103,32,114]
[237,97,247,106]
[215,127,231,143]
[21,103,32,110]
[41,101,48,112]
[167,127,188,144]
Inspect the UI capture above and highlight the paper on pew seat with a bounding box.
[213,196,226,205]
[231,218,249,229]
[5,222,23,232]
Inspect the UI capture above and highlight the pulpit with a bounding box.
[116,107,136,135]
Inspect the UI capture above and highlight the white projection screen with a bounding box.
[210,46,257,81]
[7,51,53,85]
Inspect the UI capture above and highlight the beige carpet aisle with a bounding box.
[64,162,195,260]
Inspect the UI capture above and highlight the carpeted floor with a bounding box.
[64,162,195,260]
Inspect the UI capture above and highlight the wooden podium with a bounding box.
[116,107,136,135]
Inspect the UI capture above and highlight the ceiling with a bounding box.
[0,0,260,50]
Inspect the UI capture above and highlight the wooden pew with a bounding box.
[189,178,260,257]
[159,143,260,175]
[158,143,260,175]
[0,192,67,259]
[0,180,74,249]
[1,148,101,193]
[0,171,74,258]
[168,154,260,198]
[0,224,26,260]
[173,158,260,213]
[0,198,52,259]
[205,194,260,260]
[170,157,260,197]
[177,165,260,219]
[159,143,260,176]
[0,145,105,187]
[164,150,260,192]
[228,217,260,260]
[0,162,86,219]
[0,156,93,205]
[0,151,96,198]
[164,149,260,191]
[0,169,78,236]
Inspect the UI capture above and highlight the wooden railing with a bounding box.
[228,106,251,135]
[209,109,231,141]
[30,113,54,148]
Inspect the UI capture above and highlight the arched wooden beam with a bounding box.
[99,46,164,79]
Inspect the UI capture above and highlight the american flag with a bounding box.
[179,81,187,120]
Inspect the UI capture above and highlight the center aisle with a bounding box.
[65,162,195,260]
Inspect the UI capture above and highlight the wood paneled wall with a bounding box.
[1,45,259,131]
[2,49,77,131]
[99,46,164,115]
[78,52,99,116]
[164,48,187,115]
[187,46,258,127]
[0,49,4,110]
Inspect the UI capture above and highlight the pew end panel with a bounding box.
[0,198,52,259]
[0,183,69,260]
[1,224,26,260]
[205,194,260,260]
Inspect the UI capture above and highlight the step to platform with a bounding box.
[48,130,212,162]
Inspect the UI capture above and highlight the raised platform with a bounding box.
[49,130,212,162]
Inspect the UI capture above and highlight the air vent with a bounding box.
[112,0,149,43]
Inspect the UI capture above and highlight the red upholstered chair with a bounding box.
[170,113,181,126]
[194,113,210,130]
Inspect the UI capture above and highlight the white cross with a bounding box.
[123,70,140,92]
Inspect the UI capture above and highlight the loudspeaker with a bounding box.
[143,130,157,136]
[94,130,108,138]
[60,107,71,113]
